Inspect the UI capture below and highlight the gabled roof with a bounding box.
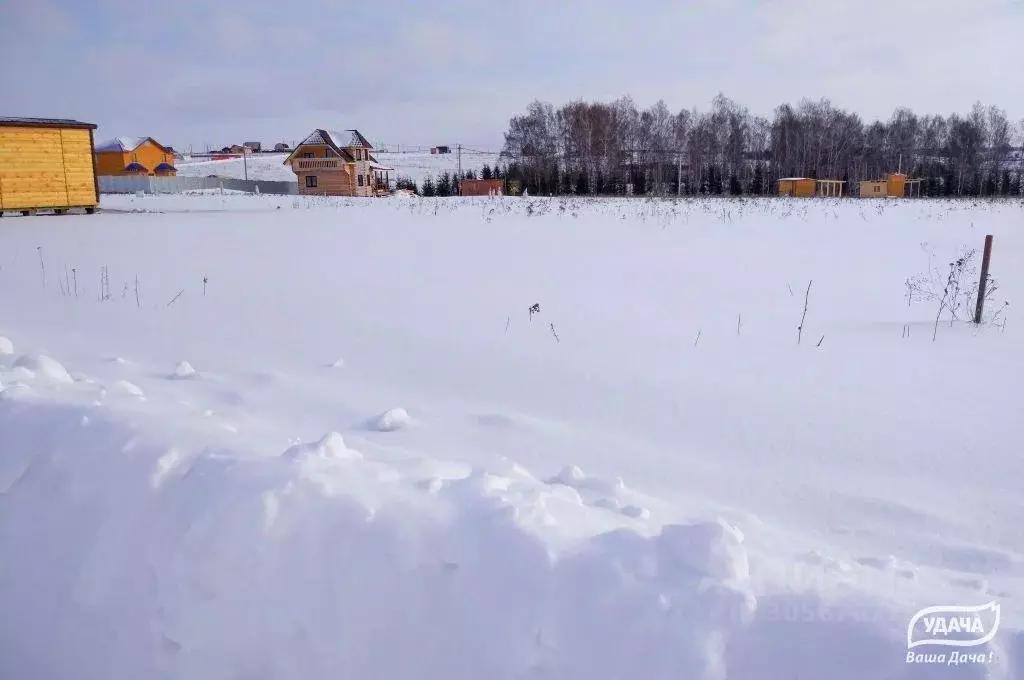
[123,162,147,172]
[0,117,97,130]
[325,129,372,149]
[283,129,361,164]
[96,136,171,154]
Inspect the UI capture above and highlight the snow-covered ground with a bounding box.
[2,194,1023,679]
[177,150,501,188]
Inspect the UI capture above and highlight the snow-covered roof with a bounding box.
[325,129,372,149]
[369,161,393,171]
[96,136,148,153]
[779,177,811,181]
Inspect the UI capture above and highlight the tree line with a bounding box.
[395,165,507,197]
[493,95,1024,197]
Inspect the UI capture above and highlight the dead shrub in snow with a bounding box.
[906,243,1008,339]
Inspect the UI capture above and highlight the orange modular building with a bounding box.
[0,117,99,215]
[459,178,504,196]
[95,137,177,176]
[777,177,817,197]
[284,128,393,197]
[859,172,922,198]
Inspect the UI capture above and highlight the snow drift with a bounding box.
[2,194,1023,678]
[0,397,755,680]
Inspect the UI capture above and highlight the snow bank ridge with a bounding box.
[0,394,757,679]
[12,353,73,384]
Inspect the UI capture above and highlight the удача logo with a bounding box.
[905,601,1001,666]
[907,602,1000,649]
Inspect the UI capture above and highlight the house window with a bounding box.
[303,152,314,158]
[357,174,364,187]
[306,175,318,188]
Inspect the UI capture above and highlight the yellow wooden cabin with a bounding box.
[777,177,817,197]
[95,137,177,176]
[858,172,922,198]
[284,129,393,197]
[0,117,99,215]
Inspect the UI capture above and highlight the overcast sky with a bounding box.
[1,0,1021,152]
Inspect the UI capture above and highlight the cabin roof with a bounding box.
[96,136,147,152]
[284,128,366,164]
[325,129,372,149]
[0,116,97,130]
[95,136,172,154]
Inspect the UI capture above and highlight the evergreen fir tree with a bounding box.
[422,176,436,197]
[481,164,493,180]
[1009,172,1021,197]
[751,163,765,196]
[576,167,590,195]
[632,166,647,195]
[983,172,996,197]
[708,166,722,195]
[729,173,742,196]
[437,172,452,197]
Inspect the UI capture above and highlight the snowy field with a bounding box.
[177,150,501,187]
[1,193,1023,679]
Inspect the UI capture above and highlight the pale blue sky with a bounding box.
[1,0,1021,151]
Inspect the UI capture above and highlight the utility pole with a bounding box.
[457,144,462,177]
[243,147,248,181]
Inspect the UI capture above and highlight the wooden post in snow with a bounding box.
[973,234,994,324]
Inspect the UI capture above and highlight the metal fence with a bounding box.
[98,175,297,196]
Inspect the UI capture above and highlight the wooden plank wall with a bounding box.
[0,126,98,210]
[61,129,98,206]
[297,168,356,196]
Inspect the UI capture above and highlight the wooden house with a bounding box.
[459,178,504,196]
[858,172,922,198]
[777,177,817,197]
[0,117,99,215]
[95,137,177,176]
[431,145,451,155]
[859,179,887,197]
[284,129,394,197]
[244,141,262,153]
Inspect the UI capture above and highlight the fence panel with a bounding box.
[98,175,297,196]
